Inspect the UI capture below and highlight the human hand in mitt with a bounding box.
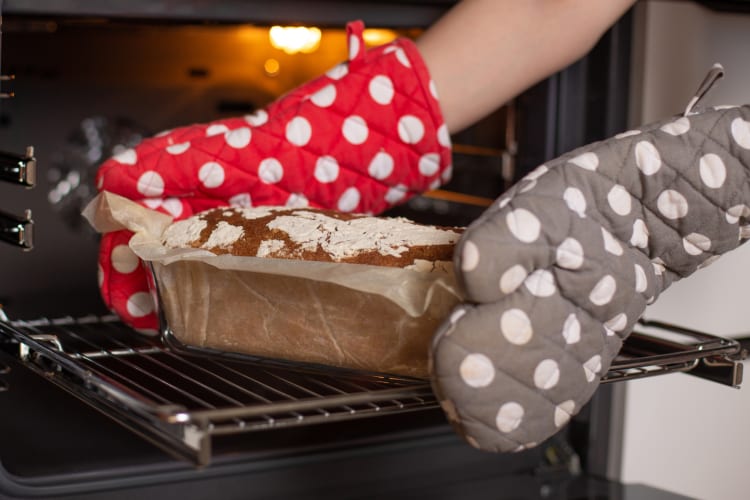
[95,20,453,332]
[430,64,750,452]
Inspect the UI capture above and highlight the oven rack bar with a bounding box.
[0,314,744,466]
[0,315,440,465]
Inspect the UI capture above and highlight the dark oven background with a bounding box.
[0,0,631,321]
[0,1,639,499]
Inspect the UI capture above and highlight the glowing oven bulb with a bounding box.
[269,25,322,54]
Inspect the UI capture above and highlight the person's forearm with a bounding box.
[417,0,637,133]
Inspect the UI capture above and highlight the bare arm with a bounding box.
[417,0,638,133]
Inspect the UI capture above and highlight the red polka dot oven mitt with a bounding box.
[95,21,452,333]
[431,65,750,452]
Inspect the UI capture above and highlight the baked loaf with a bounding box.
[162,206,461,267]
[156,206,464,377]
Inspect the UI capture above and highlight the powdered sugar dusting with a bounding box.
[235,207,276,219]
[205,221,244,248]
[162,218,207,248]
[267,211,460,260]
[257,239,285,257]
[162,206,461,264]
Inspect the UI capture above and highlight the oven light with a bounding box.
[269,25,322,54]
[363,29,398,46]
[264,58,281,77]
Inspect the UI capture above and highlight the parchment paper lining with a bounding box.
[83,192,464,318]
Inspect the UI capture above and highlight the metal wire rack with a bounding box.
[0,314,438,466]
[0,314,744,466]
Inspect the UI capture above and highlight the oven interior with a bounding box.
[0,2,746,499]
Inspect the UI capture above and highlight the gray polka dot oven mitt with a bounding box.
[430,65,750,452]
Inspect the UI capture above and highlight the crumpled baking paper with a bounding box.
[84,192,464,378]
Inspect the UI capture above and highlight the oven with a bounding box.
[0,1,746,499]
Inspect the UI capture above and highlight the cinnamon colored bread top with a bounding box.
[161,206,464,267]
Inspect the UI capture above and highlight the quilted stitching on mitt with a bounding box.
[431,103,750,453]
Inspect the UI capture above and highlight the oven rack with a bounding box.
[0,314,744,467]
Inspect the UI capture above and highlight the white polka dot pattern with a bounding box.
[554,400,575,428]
[342,116,369,145]
[137,171,165,197]
[431,99,750,454]
[500,265,528,293]
[286,193,309,208]
[392,47,410,68]
[496,402,524,433]
[311,84,336,107]
[199,162,225,189]
[229,192,252,207]
[461,241,480,272]
[428,80,439,99]
[533,360,560,390]
[635,141,661,175]
[161,198,183,218]
[126,292,155,318]
[726,204,750,224]
[634,264,648,293]
[524,270,556,297]
[630,219,649,249]
[99,27,750,456]
[562,314,581,344]
[166,142,190,155]
[615,129,641,139]
[326,63,348,80]
[96,24,455,371]
[348,34,360,61]
[601,228,623,256]
[460,353,495,388]
[369,75,395,105]
[570,152,598,171]
[314,156,340,183]
[286,117,312,146]
[556,238,584,269]
[258,159,284,184]
[731,118,750,149]
[142,199,161,210]
[207,124,229,136]
[589,275,616,306]
[699,154,726,188]
[500,308,533,345]
[111,245,139,274]
[652,258,666,276]
[245,109,268,126]
[438,124,451,148]
[337,187,360,212]
[368,152,394,180]
[384,184,407,205]
[660,117,690,135]
[226,128,251,149]
[506,209,541,243]
[398,115,425,144]
[564,187,587,218]
[683,232,711,255]
[583,355,602,382]
[605,313,627,332]
[607,184,631,215]
[657,190,689,219]
[113,148,137,165]
[419,153,440,176]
